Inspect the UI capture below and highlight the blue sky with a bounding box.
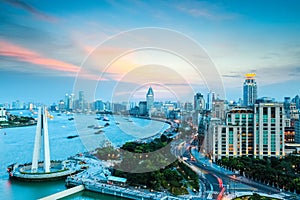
[0,0,299,105]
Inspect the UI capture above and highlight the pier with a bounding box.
[39,185,85,200]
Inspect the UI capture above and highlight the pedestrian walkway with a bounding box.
[39,185,85,200]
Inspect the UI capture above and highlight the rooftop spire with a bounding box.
[147,86,154,96]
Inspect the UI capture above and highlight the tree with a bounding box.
[249,193,261,200]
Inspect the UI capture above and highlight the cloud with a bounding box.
[4,0,57,22]
[288,66,300,77]
[222,74,242,78]
[0,40,79,74]
[260,52,280,60]
[174,2,238,20]
[177,6,213,19]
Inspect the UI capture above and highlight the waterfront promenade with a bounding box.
[63,154,171,200]
[52,154,197,200]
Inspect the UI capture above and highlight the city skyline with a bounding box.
[0,1,300,104]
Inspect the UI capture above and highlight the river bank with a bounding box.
[0,111,170,200]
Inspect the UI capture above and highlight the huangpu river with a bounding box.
[0,110,170,200]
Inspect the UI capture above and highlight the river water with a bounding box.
[0,110,169,200]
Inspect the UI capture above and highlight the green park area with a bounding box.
[95,134,200,196]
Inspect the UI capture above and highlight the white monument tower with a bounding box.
[31,107,51,173]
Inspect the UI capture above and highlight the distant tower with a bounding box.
[206,92,214,110]
[31,107,51,173]
[69,93,75,111]
[243,73,257,106]
[194,93,205,111]
[146,86,154,111]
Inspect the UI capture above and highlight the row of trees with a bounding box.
[121,134,172,153]
[217,155,300,193]
[114,160,199,195]
[95,134,173,161]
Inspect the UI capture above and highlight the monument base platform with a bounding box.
[7,160,81,182]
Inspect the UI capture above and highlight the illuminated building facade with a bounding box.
[253,100,285,158]
[212,107,254,161]
[212,99,285,161]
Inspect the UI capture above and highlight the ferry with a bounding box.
[103,116,109,121]
[94,126,104,129]
[94,130,104,134]
[67,135,79,139]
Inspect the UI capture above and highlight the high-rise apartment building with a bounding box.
[211,99,225,121]
[243,73,257,106]
[253,99,285,158]
[212,107,254,161]
[289,103,299,120]
[211,99,285,161]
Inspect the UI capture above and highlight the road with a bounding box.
[171,133,299,199]
[188,147,300,200]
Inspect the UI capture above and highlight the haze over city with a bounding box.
[0,0,300,105]
[2,1,300,200]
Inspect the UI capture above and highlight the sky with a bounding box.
[0,0,300,105]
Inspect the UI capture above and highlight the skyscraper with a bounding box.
[243,73,257,106]
[139,101,148,116]
[292,95,300,109]
[205,91,214,110]
[146,86,154,111]
[194,93,205,111]
[94,99,104,111]
[78,91,85,111]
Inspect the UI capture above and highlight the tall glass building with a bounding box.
[243,73,257,106]
[146,86,154,111]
